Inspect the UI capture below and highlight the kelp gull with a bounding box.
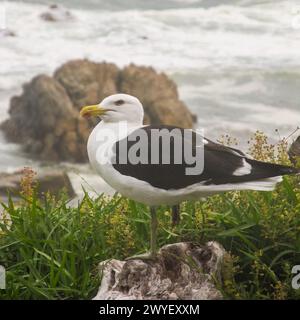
[80,94,299,259]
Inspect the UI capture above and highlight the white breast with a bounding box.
[87,121,141,180]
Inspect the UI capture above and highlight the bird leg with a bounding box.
[126,206,158,261]
[171,204,180,226]
[150,206,158,257]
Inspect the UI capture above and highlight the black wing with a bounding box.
[112,125,298,190]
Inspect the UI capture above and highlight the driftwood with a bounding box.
[94,241,226,300]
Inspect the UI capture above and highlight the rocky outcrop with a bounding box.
[1,59,194,163]
[93,242,225,300]
[1,75,88,162]
[0,169,75,199]
[0,29,16,37]
[288,136,300,165]
[40,4,75,22]
[54,60,120,110]
[120,65,193,127]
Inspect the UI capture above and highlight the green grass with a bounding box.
[1,131,300,300]
[0,174,300,300]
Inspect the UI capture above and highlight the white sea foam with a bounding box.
[0,0,300,177]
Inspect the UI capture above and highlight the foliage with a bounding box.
[0,131,299,300]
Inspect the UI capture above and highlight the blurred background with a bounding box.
[1,0,300,197]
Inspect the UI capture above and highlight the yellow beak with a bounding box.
[80,105,106,118]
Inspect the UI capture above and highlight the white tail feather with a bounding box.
[222,176,283,192]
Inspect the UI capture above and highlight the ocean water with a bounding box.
[1,0,300,194]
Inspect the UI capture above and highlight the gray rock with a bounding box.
[40,5,75,22]
[54,60,120,110]
[93,241,225,300]
[288,136,300,165]
[1,59,195,163]
[0,29,16,37]
[120,64,194,128]
[0,169,75,199]
[1,75,87,162]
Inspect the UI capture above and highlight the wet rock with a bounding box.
[1,59,195,163]
[0,169,75,199]
[288,136,300,165]
[54,60,120,109]
[40,4,75,22]
[93,241,225,300]
[120,64,194,128]
[1,75,88,162]
[0,29,16,37]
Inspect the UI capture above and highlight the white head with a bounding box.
[80,93,144,125]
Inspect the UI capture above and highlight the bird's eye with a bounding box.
[115,99,125,106]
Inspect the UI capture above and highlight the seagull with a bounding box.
[80,93,299,260]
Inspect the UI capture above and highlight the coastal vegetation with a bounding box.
[0,131,299,300]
